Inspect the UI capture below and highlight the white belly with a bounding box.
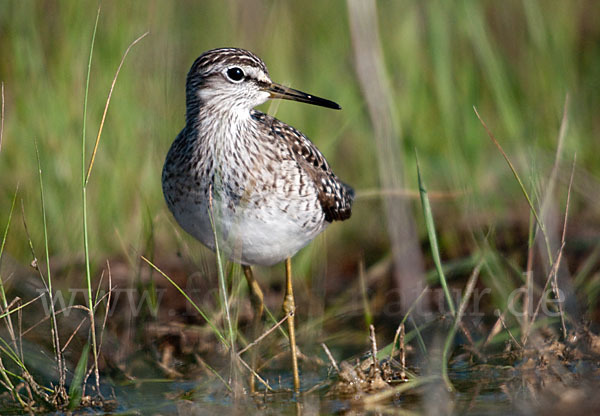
[168,195,327,266]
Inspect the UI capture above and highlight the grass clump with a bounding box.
[0,4,144,412]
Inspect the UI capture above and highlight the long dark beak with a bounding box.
[267,82,341,110]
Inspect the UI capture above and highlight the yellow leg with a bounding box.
[243,265,264,393]
[283,257,300,393]
[243,265,264,319]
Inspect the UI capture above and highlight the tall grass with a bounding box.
[80,4,101,397]
[0,3,150,410]
[0,1,598,274]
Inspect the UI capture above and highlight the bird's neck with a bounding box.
[184,99,255,157]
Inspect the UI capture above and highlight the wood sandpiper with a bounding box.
[162,47,354,392]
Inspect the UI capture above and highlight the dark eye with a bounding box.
[226,67,244,82]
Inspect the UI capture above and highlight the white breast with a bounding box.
[169,194,328,266]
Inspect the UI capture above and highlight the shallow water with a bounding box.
[15,357,587,415]
[2,357,599,415]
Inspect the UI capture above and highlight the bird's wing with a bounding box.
[252,111,354,222]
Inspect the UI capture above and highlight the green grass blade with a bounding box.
[34,138,66,392]
[205,189,236,357]
[81,3,102,394]
[141,256,228,347]
[441,258,483,392]
[377,312,433,359]
[473,106,553,267]
[0,186,19,308]
[378,285,429,358]
[34,142,52,313]
[0,294,44,320]
[410,315,428,356]
[358,260,373,329]
[68,342,90,409]
[416,153,456,316]
[0,339,25,369]
[0,82,4,151]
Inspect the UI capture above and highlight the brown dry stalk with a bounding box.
[20,199,67,398]
[554,155,576,338]
[61,317,88,353]
[357,188,467,200]
[483,309,505,349]
[524,155,576,344]
[347,0,425,310]
[529,95,570,338]
[473,106,553,266]
[2,297,20,351]
[543,94,570,216]
[399,323,406,380]
[21,305,88,337]
[0,82,4,151]
[99,260,113,353]
[499,312,522,348]
[389,323,402,361]
[369,324,379,371]
[85,32,148,184]
[237,311,291,356]
[237,355,273,392]
[321,343,340,374]
[363,375,440,405]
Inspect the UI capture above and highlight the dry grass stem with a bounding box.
[0,82,4,152]
[358,259,372,327]
[357,188,466,200]
[542,94,570,217]
[399,324,406,380]
[369,324,379,371]
[99,260,113,353]
[442,260,483,391]
[522,269,532,342]
[0,294,44,321]
[237,356,274,392]
[555,155,576,336]
[534,158,576,344]
[61,317,88,353]
[21,305,88,337]
[363,375,440,405]
[499,312,522,348]
[321,343,340,374]
[20,197,67,399]
[16,299,24,367]
[85,32,149,184]
[237,311,291,356]
[529,95,570,340]
[347,0,425,309]
[484,309,506,348]
[458,321,475,347]
[525,156,575,343]
[389,323,402,361]
[83,261,113,397]
[473,106,553,266]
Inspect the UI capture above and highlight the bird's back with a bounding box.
[251,111,354,223]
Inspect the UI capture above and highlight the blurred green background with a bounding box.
[0,0,599,282]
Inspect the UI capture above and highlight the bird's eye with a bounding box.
[226,67,245,82]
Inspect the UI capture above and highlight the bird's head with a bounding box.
[186,47,341,113]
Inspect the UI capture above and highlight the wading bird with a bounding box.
[162,47,353,392]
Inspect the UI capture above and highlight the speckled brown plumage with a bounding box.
[162,47,353,266]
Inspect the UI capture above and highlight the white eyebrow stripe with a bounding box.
[240,66,270,83]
